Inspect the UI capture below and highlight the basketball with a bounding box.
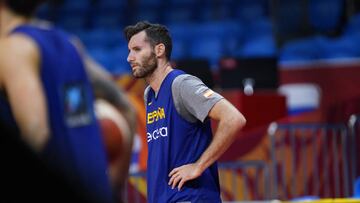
[95,99,131,164]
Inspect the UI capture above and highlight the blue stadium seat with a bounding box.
[79,29,125,49]
[112,45,129,64]
[276,0,303,36]
[169,21,243,57]
[83,29,107,48]
[194,21,241,38]
[321,35,360,59]
[92,0,126,29]
[88,45,130,76]
[167,22,195,42]
[87,48,113,71]
[279,36,326,63]
[243,18,273,39]
[189,37,225,70]
[171,38,188,60]
[110,45,132,75]
[234,0,268,21]
[137,0,164,7]
[235,18,275,57]
[196,5,216,22]
[343,13,360,35]
[196,3,233,22]
[168,0,195,6]
[56,0,91,31]
[195,21,243,55]
[309,0,343,32]
[97,0,127,9]
[104,29,126,49]
[212,0,238,20]
[56,11,89,31]
[133,7,162,24]
[61,0,91,11]
[163,6,194,24]
[92,13,123,29]
[239,35,277,57]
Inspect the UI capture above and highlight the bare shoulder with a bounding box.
[0,34,39,60]
[0,34,40,87]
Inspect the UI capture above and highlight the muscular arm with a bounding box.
[86,49,137,203]
[169,99,246,190]
[90,68,137,200]
[88,62,137,138]
[196,99,246,170]
[71,36,137,201]
[0,35,49,152]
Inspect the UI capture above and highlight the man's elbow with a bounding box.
[231,111,246,132]
[22,124,50,152]
[123,104,137,128]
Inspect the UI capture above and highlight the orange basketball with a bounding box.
[95,99,130,164]
[99,117,123,163]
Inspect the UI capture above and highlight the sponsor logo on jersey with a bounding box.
[147,127,168,142]
[147,107,165,124]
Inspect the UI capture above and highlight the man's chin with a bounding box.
[133,75,143,79]
[132,71,145,78]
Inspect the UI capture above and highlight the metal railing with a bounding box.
[219,160,271,201]
[349,114,360,196]
[268,122,352,200]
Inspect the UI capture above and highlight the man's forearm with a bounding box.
[196,99,246,172]
[195,111,245,172]
[91,76,137,137]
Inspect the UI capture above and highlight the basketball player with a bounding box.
[124,21,246,203]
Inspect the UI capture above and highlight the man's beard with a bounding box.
[132,52,157,78]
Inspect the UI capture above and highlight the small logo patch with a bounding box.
[203,89,214,98]
[63,83,91,127]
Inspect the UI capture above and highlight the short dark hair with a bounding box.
[1,0,47,17]
[124,21,173,60]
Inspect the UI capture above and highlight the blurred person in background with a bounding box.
[0,0,136,202]
[124,21,246,203]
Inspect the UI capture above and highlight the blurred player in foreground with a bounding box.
[0,0,136,202]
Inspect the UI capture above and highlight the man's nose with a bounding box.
[127,52,134,63]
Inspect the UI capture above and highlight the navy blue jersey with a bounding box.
[145,70,221,203]
[0,25,113,203]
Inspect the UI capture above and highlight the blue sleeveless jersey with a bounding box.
[146,70,221,203]
[1,25,114,203]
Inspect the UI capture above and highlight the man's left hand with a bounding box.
[168,163,202,191]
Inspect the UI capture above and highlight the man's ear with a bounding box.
[155,43,165,58]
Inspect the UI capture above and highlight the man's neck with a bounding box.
[146,61,173,93]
